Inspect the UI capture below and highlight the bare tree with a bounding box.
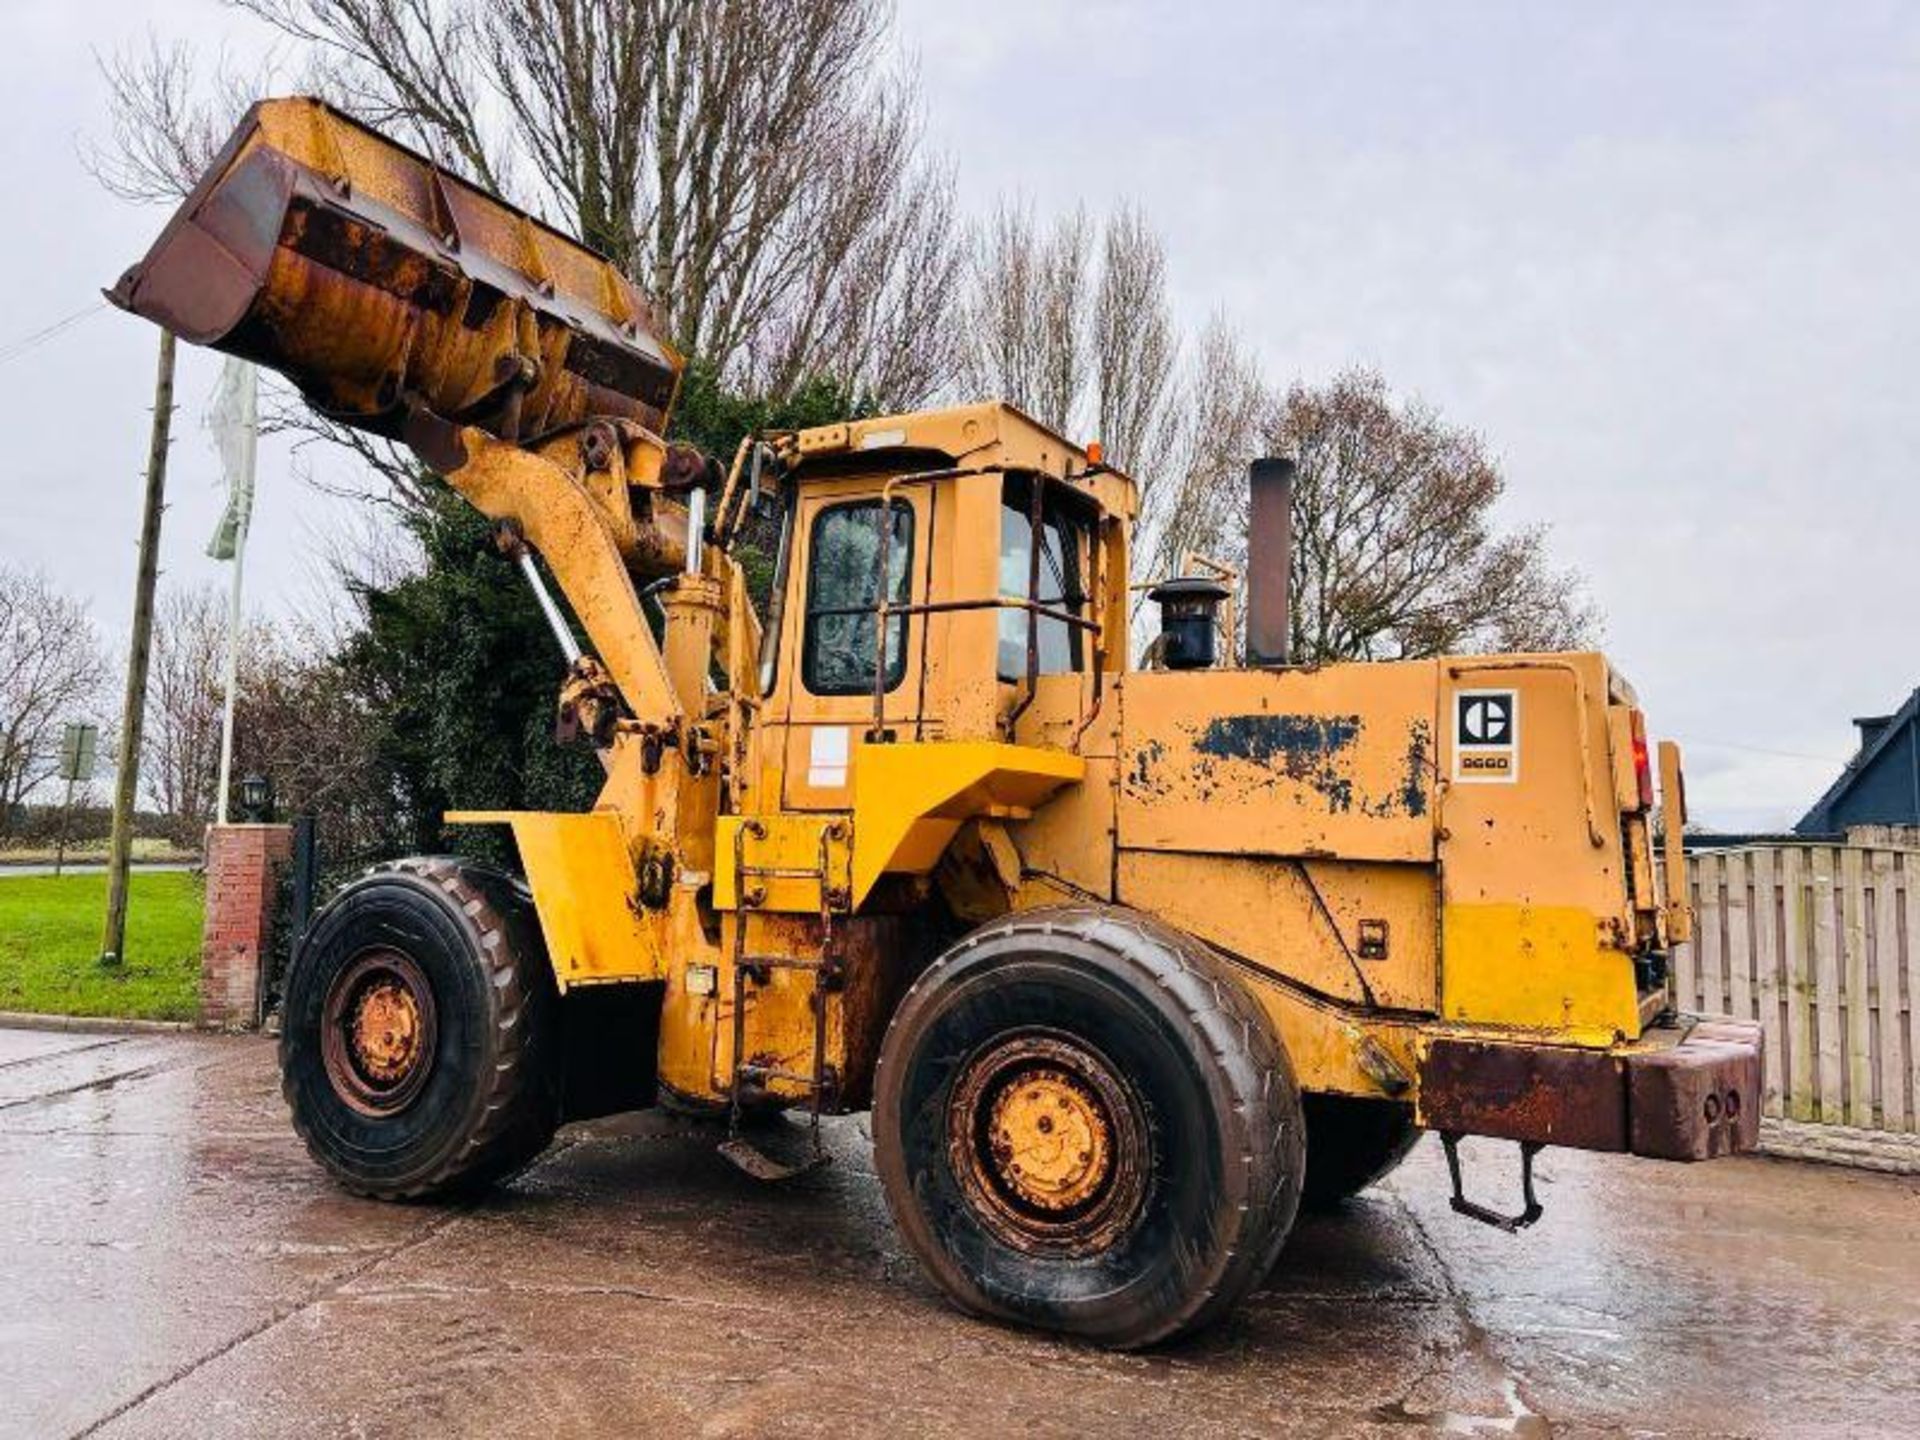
[229,633,383,856]
[1271,368,1598,663]
[1092,206,1179,475]
[0,566,111,836]
[147,584,388,855]
[84,37,256,202]
[746,141,967,411]
[963,202,1179,476]
[95,2,963,491]
[217,0,959,405]
[143,586,230,838]
[963,202,1087,434]
[1135,316,1270,587]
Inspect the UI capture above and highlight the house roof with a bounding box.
[1796,686,1920,834]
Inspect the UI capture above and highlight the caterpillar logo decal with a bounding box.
[1453,689,1519,784]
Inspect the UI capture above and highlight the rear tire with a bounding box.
[872,905,1304,1349]
[280,857,560,1200]
[1300,1095,1420,1210]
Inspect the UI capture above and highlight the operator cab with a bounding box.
[728,404,1134,815]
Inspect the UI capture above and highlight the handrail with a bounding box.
[850,465,1110,743]
[870,466,1000,737]
[817,595,1096,628]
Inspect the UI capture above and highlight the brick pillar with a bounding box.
[201,823,293,1029]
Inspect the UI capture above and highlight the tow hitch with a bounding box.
[1440,1134,1545,1232]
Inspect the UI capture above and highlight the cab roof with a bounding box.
[786,401,1138,522]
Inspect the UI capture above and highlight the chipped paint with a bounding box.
[1120,711,1435,822]
[1396,719,1431,818]
[1197,714,1362,766]
[1127,737,1168,796]
[1196,714,1362,812]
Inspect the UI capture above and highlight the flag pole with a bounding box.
[212,361,257,825]
[214,509,248,823]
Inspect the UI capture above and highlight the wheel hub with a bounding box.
[321,949,438,1116]
[948,1032,1150,1255]
[348,977,423,1086]
[986,1066,1112,1211]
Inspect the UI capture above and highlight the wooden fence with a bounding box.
[1674,843,1920,1137]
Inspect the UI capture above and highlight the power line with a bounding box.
[1675,736,1850,765]
[0,301,110,369]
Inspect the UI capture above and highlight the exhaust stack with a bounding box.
[1244,457,1295,667]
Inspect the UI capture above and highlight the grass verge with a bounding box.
[0,872,204,1021]
[0,837,196,866]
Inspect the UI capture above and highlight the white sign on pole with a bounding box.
[59,722,99,784]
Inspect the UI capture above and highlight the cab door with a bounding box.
[771,484,930,812]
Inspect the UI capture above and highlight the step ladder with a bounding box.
[719,817,851,1180]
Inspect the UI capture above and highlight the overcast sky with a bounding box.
[3,1,1915,830]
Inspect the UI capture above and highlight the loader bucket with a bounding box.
[108,97,681,444]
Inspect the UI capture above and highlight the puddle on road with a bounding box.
[1373,1374,1549,1436]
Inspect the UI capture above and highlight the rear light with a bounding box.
[1629,710,1655,810]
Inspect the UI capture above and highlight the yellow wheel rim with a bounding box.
[947,1032,1150,1255]
[986,1066,1113,1212]
[348,977,425,1086]
[321,948,439,1116]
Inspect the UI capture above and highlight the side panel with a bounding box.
[1436,656,1641,1043]
[1008,673,1121,902]
[1439,905,1636,1044]
[1118,851,1433,1008]
[1012,753,1119,902]
[1116,664,1439,864]
[1296,858,1438,1013]
[1114,653,1643,1049]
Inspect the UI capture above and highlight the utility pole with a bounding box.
[101,328,175,965]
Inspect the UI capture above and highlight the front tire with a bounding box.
[872,905,1304,1349]
[280,857,560,1200]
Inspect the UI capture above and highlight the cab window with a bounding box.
[998,482,1086,682]
[803,499,914,696]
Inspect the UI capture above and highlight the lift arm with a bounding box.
[417,419,686,732]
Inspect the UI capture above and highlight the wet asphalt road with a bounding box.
[2,1026,1915,1439]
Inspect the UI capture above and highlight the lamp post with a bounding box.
[239,773,275,824]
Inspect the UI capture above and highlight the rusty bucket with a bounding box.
[108,97,681,443]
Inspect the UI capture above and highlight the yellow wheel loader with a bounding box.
[112,99,1762,1349]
